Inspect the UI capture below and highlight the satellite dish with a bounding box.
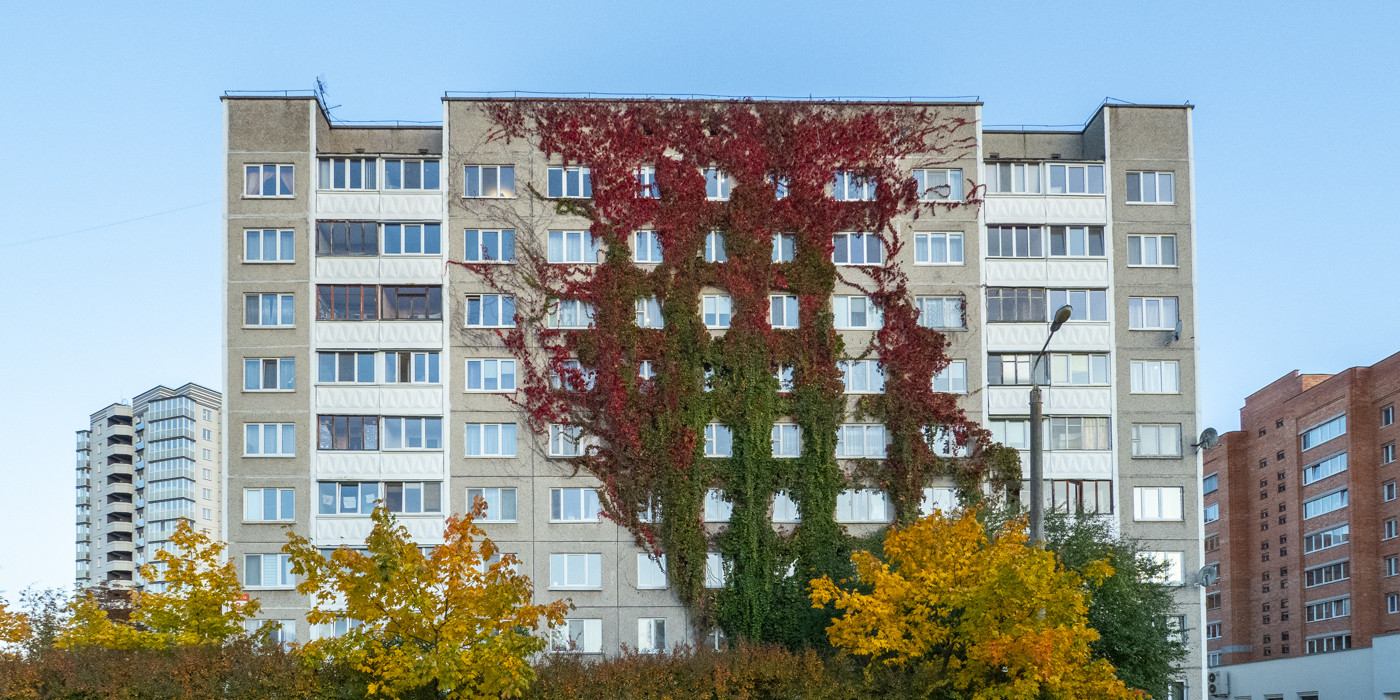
[1196,564,1219,587]
[1194,428,1219,451]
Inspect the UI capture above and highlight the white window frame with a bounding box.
[244,423,295,457]
[913,232,964,265]
[383,158,440,191]
[831,171,876,201]
[548,425,590,458]
[550,487,601,523]
[547,299,595,329]
[635,166,658,199]
[547,231,600,264]
[703,231,727,262]
[704,168,733,200]
[636,553,667,589]
[920,487,958,516]
[932,360,968,394]
[771,424,801,458]
[381,223,441,256]
[832,232,883,266]
[380,417,443,451]
[1127,234,1178,267]
[317,351,376,384]
[702,294,732,329]
[775,365,794,393]
[771,232,795,262]
[244,293,295,328]
[464,358,517,392]
[836,424,887,458]
[244,358,296,392]
[383,350,440,385]
[1301,415,1346,451]
[1142,551,1185,585]
[465,487,517,522]
[769,294,799,329]
[550,618,602,654]
[635,297,663,328]
[704,552,726,588]
[1126,171,1175,204]
[913,168,964,201]
[705,423,733,457]
[244,163,294,198]
[462,165,515,198]
[984,162,1042,194]
[243,488,295,523]
[637,618,667,654]
[1304,489,1349,519]
[840,359,885,394]
[1130,360,1180,394]
[243,229,295,263]
[836,489,889,523]
[1131,424,1183,458]
[244,553,293,589]
[773,491,801,523]
[704,488,733,522]
[1386,481,1398,502]
[1203,502,1219,523]
[463,424,517,458]
[833,295,883,330]
[1303,524,1349,554]
[318,156,377,191]
[463,294,516,328]
[1128,297,1180,331]
[916,295,965,330]
[462,229,515,263]
[1052,353,1111,386]
[1049,289,1108,322]
[633,230,663,263]
[547,166,591,199]
[1302,453,1347,486]
[1046,163,1105,195]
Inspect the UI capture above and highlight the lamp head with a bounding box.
[1050,305,1073,333]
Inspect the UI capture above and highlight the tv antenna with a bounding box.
[315,76,342,121]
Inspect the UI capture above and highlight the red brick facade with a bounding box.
[1205,352,1400,666]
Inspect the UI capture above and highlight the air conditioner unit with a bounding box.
[1207,670,1229,697]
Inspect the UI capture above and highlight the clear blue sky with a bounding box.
[2,1,1397,596]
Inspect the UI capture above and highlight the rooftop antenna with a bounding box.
[315,76,342,121]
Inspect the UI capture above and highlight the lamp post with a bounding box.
[1029,304,1073,544]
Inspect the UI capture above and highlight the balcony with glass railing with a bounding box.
[148,417,195,442]
[147,482,196,503]
[146,499,196,523]
[147,458,196,483]
[147,397,196,422]
[147,439,196,463]
[76,432,91,450]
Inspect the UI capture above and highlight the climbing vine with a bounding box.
[454,100,1019,645]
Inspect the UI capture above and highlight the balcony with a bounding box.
[148,421,195,442]
[985,323,1111,353]
[147,484,196,503]
[983,194,1107,226]
[987,386,1112,416]
[76,433,91,450]
[106,481,136,498]
[147,400,196,422]
[315,320,443,350]
[315,384,443,414]
[147,441,197,463]
[315,190,443,221]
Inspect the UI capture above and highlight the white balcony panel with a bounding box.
[1048,387,1112,414]
[380,257,443,284]
[379,452,445,480]
[316,386,381,413]
[315,452,381,479]
[983,260,1109,287]
[379,322,443,349]
[314,517,374,545]
[379,193,443,221]
[984,196,1107,225]
[984,323,1111,352]
[379,386,443,413]
[316,192,381,219]
[988,386,1031,416]
[402,516,446,544]
[1045,451,1113,479]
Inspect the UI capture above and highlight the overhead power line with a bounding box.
[0,200,218,249]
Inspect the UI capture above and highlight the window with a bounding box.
[1128,297,1179,331]
[244,358,295,391]
[926,426,968,458]
[316,416,379,451]
[705,552,727,588]
[1132,424,1183,457]
[986,226,1043,258]
[833,296,883,330]
[1388,557,1399,577]
[378,223,439,256]
[1206,593,1221,610]
[245,424,295,456]
[244,164,294,197]
[933,360,968,393]
[913,168,963,201]
[550,359,595,392]
[1301,415,1346,450]
[1205,622,1221,640]
[317,352,376,383]
[1048,289,1108,322]
[244,488,294,522]
[840,359,886,394]
[551,618,602,654]
[704,168,733,200]
[1204,502,1219,523]
[989,419,1031,450]
[1048,226,1105,257]
[549,425,589,457]
[836,489,888,523]
[318,156,377,190]
[1304,490,1348,519]
[1385,443,1396,464]
[633,230,663,263]
[637,553,667,589]
[637,618,667,654]
[1047,479,1113,514]
[775,365,794,393]
[1304,597,1350,622]
[761,294,800,329]
[636,297,664,328]
[465,294,516,327]
[705,423,733,457]
[913,232,964,265]
[1128,234,1178,267]
[771,233,794,262]
[771,424,801,458]
[1134,487,1184,521]
[1386,519,1397,540]
[1305,561,1350,587]
[383,159,440,190]
[1384,405,1395,426]
[988,354,1049,386]
[921,487,957,516]
[315,285,377,321]
[1302,453,1347,485]
[635,166,658,199]
[380,417,442,450]
[465,487,516,521]
[384,482,442,514]
[1303,525,1349,553]
[985,162,1042,194]
[244,293,295,327]
[547,299,594,329]
[244,554,293,588]
[244,229,295,262]
[1126,171,1174,204]
[1052,353,1110,386]
[549,553,602,589]
[769,175,789,199]
[318,482,376,515]
[1207,653,1221,668]
[832,232,883,265]
[831,171,875,201]
[461,229,516,263]
[704,489,733,522]
[465,359,516,392]
[547,166,591,198]
[1130,360,1180,394]
[547,231,600,264]
[1047,417,1110,450]
[384,351,440,384]
[551,488,601,522]
[837,424,887,458]
[702,294,732,329]
[1047,163,1105,194]
[202,429,212,441]
[916,296,965,330]
[463,165,514,198]
[1142,551,1185,584]
[703,231,727,262]
[1387,480,1398,502]
[464,424,517,458]
[315,221,379,256]
[381,286,443,320]
[773,491,801,523]
[986,288,1047,323]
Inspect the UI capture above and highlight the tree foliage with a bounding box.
[283,502,570,699]
[810,509,1141,699]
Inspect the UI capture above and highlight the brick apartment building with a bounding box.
[1204,351,1400,669]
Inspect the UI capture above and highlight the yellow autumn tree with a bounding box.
[54,589,152,650]
[810,509,1142,700]
[284,501,571,700]
[0,598,30,647]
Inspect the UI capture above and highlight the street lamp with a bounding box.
[1029,304,1073,543]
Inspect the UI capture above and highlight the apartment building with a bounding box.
[1202,351,1400,693]
[75,383,222,589]
[222,94,1200,690]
